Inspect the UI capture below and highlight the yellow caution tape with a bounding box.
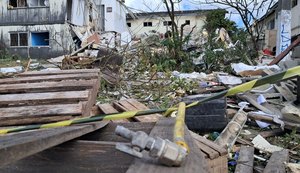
[103,111,138,120]
[41,120,73,128]
[0,129,9,135]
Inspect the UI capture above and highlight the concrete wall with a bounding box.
[96,0,131,44]
[291,3,300,36]
[127,14,206,38]
[0,24,73,59]
[0,0,67,26]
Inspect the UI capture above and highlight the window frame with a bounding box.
[30,31,50,47]
[143,22,153,27]
[10,32,28,47]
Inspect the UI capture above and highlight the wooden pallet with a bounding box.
[97,99,161,123]
[0,99,227,172]
[0,69,100,126]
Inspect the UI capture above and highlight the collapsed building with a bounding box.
[0,0,130,59]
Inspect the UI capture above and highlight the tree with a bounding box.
[204,9,237,35]
[203,0,276,51]
[162,0,195,63]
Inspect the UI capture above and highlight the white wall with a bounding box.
[95,0,131,44]
[127,14,206,38]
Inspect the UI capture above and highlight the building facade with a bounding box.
[256,0,299,51]
[126,10,212,38]
[0,0,129,59]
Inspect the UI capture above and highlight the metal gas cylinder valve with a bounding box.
[115,125,187,166]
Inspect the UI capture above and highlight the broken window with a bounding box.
[27,0,48,7]
[143,22,152,27]
[9,0,27,8]
[268,19,275,30]
[163,21,172,26]
[292,0,298,8]
[31,32,49,46]
[10,32,28,46]
[127,23,131,27]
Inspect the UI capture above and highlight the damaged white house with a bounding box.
[126,9,213,39]
[0,0,130,59]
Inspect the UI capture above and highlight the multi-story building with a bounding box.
[0,0,129,58]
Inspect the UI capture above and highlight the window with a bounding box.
[10,32,28,46]
[163,21,172,26]
[28,0,48,7]
[107,7,112,13]
[268,19,275,30]
[143,22,152,27]
[31,32,49,46]
[185,20,190,25]
[9,0,27,8]
[127,23,131,27]
[9,0,49,9]
[292,0,298,8]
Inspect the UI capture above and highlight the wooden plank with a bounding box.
[0,104,82,120]
[259,129,285,138]
[82,77,100,116]
[70,41,94,56]
[126,99,160,122]
[234,146,254,173]
[274,84,296,101]
[0,140,133,173]
[0,73,99,84]
[0,91,89,106]
[263,149,289,173]
[98,103,119,114]
[0,116,74,126]
[126,118,209,173]
[0,121,109,167]
[18,69,100,77]
[118,100,139,111]
[194,140,219,159]
[190,130,227,156]
[0,80,96,94]
[98,103,130,123]
[80,122,155,142]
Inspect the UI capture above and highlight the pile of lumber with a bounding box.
[0,69,100,126]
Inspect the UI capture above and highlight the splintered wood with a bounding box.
[0,69,100,126]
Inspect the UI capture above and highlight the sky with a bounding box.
[124,0,277,28]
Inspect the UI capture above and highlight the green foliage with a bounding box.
[170,77,198,94]
[204,9,237,34]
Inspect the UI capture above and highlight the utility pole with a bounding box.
[276,0,292,61]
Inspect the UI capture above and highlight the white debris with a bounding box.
[172,71,207,80]
[217,74,242,85]
[252,134,283,153]
[231,63,281,74]
[0,66,24,74]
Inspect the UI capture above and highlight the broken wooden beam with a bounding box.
[263,149,289,173]
[0,121,108,167]
[234,146,254,173]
